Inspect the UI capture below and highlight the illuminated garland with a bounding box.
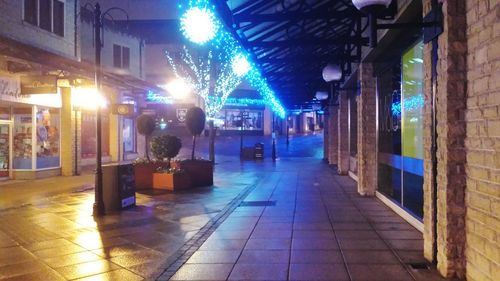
[177,0,286,118]
[165,46,242,118]
[213,97,267,107]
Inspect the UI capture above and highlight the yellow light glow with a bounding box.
[72,87,107,110]
[164,79,191,100]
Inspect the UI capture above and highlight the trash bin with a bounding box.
[254,143,264,159]
[102,162,136,213]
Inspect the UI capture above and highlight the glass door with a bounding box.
[0,123,10,179]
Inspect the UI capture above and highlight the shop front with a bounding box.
[0,74,62,179]
[376,39,425,224]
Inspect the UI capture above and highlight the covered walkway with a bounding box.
[162,153,445,281]
[0,134,448,280]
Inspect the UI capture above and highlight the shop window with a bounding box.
[123,118,135,153]
[113,44,130,69]
[24,0,65,36]
[224,109,263,131]
[36,107,60,169]
[81,111,110,158]
[376,39,424,220]
[13,108,33,170]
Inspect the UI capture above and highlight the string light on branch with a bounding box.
[175,0,286,118]
[232,53,251,77]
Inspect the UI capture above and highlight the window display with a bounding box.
[224,109,263,130]
[377,39,424,220]
[13,108,33,169]
[36,107,60,168]
[0,124,9,178]
[123,118,135,153]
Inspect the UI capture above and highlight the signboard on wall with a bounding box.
[112,104,135,116]
[21,75,57,95]
[0,74,61,107]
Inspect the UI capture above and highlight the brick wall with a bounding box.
[337,90,349,174]
[357,63,377,196]
[464,0,500,280]
[328,105,338,165]
[421,0,469,278]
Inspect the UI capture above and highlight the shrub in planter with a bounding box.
[150,135,182,168]
[153,168,191,191]
[185,107,205,160]
[179,107,214,187]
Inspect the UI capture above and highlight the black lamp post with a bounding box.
[90,2,128,217]
[93,3,105,217]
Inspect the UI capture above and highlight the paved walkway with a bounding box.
[160,158,447,281]
[0,133,449,281]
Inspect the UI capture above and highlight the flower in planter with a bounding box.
[156,167,185,174]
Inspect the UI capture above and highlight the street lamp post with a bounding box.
[272,113,276,161]
[93,3,105,216]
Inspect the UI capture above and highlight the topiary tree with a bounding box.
[151,135,182,168]
[136,114,156,161]
[185,107,206,160]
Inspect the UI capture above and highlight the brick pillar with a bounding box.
[337,90,349,174]
[323,112,329,161]
[328,105,338,165]
[422,0,467,278]
[357,63,377,196]
[60,87,74,176]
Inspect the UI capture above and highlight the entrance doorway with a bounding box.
[0,123,11,180]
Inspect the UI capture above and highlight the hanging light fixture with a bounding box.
[351,0,391,13]
[322,64,342,82]
[315,91,329,101]
[351,0,443,47]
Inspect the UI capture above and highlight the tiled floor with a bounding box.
[0,134,450,281]
[162,159,448,281]
[0,159,261,280]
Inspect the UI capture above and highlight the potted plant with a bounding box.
[133,114,169,189]
[171,107,214,187]
[152,167,191,191]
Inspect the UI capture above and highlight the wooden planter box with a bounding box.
[171,160,214,187]
[153,172,192,191]
[133,162,170,190]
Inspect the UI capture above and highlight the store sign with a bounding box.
[21,75,57,95]
[1,75,61,108]
[112,104,135,116]
[176,108,187,122]
[0,75,21,100]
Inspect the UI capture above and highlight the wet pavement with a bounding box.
[0,133,447,280]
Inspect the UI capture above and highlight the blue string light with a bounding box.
[179,0,286,118]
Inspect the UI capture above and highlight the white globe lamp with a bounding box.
[322,64,342,82]
[352,0,392,14]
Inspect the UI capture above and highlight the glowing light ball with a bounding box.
[166,79,191,100]
[232,54,251,77]
[180,7,219,45]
